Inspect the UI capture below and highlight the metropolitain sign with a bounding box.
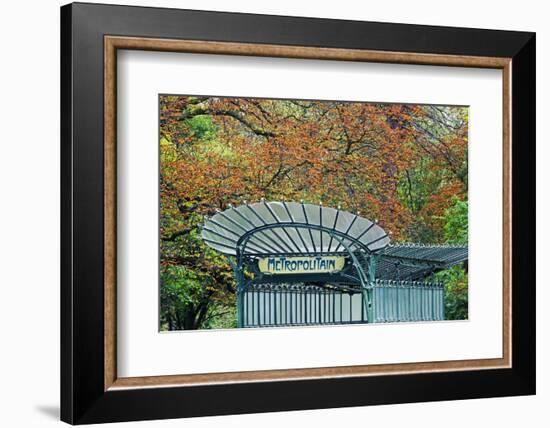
[258,256,345,275]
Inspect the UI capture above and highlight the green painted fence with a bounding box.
[372,279,445,323]
[241,280,444,328]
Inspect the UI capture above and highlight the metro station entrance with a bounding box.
[201,201,467,328]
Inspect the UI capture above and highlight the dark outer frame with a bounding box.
[61,2,535,425]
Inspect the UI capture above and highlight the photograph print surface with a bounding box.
[159,95,469,331]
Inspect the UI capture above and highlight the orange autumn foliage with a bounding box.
[160,96,468,244]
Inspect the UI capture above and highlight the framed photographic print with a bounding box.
[60,2,535,424]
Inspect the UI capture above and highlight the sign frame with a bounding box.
[258,256,347,275]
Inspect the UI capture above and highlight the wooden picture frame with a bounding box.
[61,2,535,424]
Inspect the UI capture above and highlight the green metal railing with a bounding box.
[241,280,444,328]
[241,284,363,327]
[372,279,445,322]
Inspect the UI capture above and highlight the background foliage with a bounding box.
[159,96,469,329]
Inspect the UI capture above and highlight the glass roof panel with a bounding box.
[202,201,390,256]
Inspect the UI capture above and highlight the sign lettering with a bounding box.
[258,256,345,274]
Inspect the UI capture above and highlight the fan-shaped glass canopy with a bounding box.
[201,201,390,256]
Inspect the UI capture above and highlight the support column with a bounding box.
[227,255,246,328]
[330,234,371,323]
[236,286,244,328]
[365,256,377,323]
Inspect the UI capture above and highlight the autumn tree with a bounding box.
[159,95,469,329]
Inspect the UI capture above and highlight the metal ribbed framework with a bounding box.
[201,201,390,257]
[375,244,468,281]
